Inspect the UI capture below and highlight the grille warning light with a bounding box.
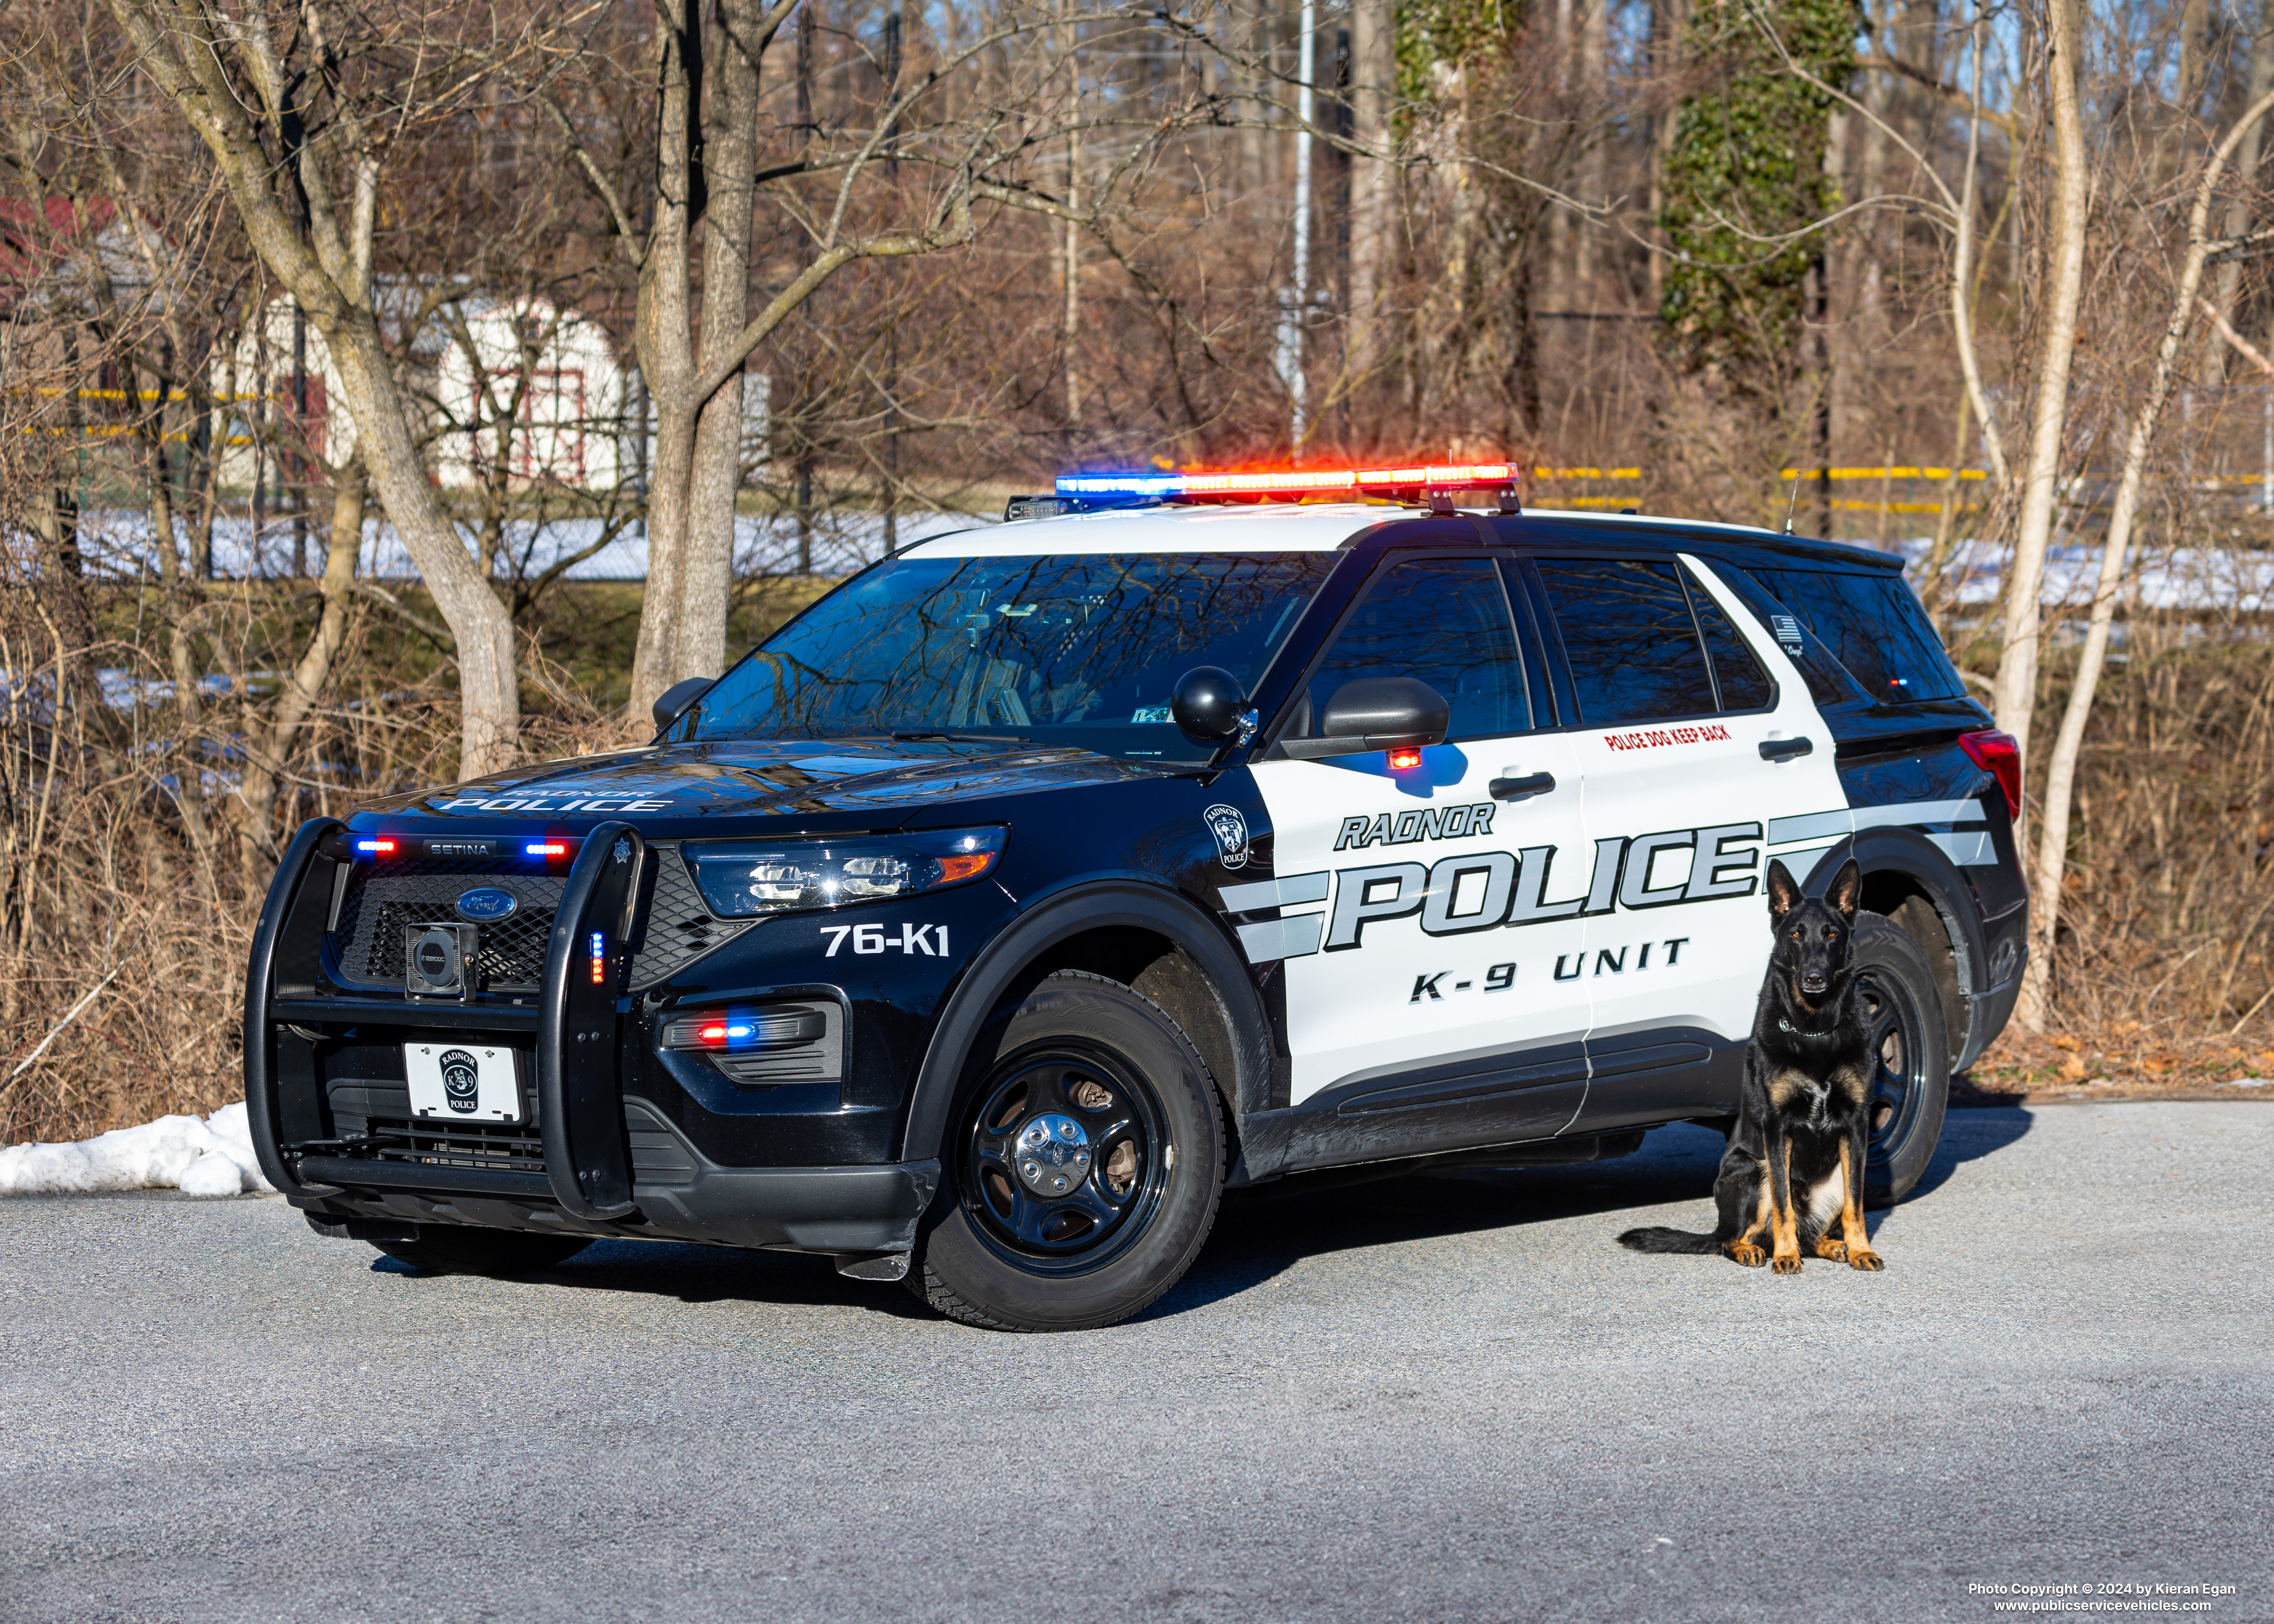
[589,930,606,985]
[527,841,569,857]
[355,838,398,855]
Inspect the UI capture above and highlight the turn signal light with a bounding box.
[1959,729,2022,819]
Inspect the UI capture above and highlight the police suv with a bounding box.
[245,463,2028,1331]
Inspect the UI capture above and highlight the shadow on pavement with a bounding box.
[1146,1107,2039,1318]
[362,1109,2040,1324]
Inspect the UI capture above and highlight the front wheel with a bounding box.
[909,971,1225,1331]
[1853,914,1950,1205]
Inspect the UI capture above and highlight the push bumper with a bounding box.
[247,818,937,1256]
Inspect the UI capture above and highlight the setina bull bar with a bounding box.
[242,817,648,1220]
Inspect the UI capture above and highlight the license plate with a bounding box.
[404,1043,525,1124]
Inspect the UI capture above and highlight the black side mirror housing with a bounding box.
[1279,676,1450,760]
[1171,666,1248,743]
[651,676,715,736]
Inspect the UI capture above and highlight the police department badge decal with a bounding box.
[1203,804,1251,870]
[438,1048,481,1114]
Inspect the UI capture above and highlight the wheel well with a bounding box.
[1861,869,1967,1069]
[1008,926,1244,1145]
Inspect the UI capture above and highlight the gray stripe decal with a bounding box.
[1236,913,1326,963]
[1220,872,1330,912]
[1768,798,1986,847]
[1930,830,1998,866]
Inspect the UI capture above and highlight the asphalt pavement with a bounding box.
[2,1100,2270,1624]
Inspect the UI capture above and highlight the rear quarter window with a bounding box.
[1744,568,1967,704]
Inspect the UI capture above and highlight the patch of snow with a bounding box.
[0,1102,275,1197]
[2219,1077,2272,1089]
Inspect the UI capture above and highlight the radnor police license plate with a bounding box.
[404,1043,525,1124]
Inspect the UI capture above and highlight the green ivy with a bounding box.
[1394,0,1520,122]
[1660,0,1857,386]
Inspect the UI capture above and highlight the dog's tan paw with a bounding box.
[1846,1247,1884,1272]
[1726,1241,1767,1267]
[1814,1238,1849,1262]
[1770,1251,1804,1275]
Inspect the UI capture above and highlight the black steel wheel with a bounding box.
[370,1228,591,1277]
[910,971,1224,1331]
[1851,914,1949,1204]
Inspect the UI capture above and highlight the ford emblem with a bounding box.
[453,887,519,923]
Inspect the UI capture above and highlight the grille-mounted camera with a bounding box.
[404,922,478,997]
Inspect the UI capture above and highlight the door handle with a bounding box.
[1489,771,1557,802]
[1758,737,1814,763]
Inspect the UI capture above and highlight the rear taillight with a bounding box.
[1959,728,2022,820]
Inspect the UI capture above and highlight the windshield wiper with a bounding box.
[888,729,1031,744]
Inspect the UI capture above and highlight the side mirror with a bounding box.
[651,676,714,736]
[1279,676,1450,760]
[1171,666,1248,743]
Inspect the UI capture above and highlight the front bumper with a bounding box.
[297,1158,941,1255]
[247,818,935,1256]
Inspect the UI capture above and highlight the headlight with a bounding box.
[680,826,1007,918]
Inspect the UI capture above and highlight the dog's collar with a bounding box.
[1778,1010,1841,1037]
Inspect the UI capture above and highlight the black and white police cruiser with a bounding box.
[245,462,2028,1331]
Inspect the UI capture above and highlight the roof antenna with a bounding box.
[1781,468,1802,536]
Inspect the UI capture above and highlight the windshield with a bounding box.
[681,551,1338,761]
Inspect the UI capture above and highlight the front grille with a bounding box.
[332,859,566,992]
[360,1115,547,1175]
[626,844,756,990]
[329,845,753,994]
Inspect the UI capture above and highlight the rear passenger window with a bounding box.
[1308,557,1531,741]
[1746,568,1966,703]
[1535,558,1717,725]
[1685,576,1775,710]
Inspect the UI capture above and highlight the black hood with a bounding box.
[358,738,1172,831]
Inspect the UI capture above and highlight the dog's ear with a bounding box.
[1766,859,1801,919]
[1826,858,1862,919]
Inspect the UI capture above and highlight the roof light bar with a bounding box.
[1054,462,1521,505]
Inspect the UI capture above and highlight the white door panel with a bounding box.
[1248,737,1590,1107]
[1568,555,1848,1046]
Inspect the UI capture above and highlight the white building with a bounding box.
[213,290,770,497]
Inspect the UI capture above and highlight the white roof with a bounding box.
[899,500,1812,559]
[903,503,1392,556]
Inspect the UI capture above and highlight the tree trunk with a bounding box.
[680,0,762,688]
[2018,86,2274,1027]
[104,0,523,779]
[1989,0,2089,785]
[1345,0,1395,398]
[626,0,704,721]
[234,460,366,886]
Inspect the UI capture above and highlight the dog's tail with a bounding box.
[1616,1225,1721,1254]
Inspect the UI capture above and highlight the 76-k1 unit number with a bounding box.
[820,922,949,957]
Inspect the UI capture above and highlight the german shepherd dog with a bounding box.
[1618,857,1883,1274]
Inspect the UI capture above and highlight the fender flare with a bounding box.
[1845,825,1997,1059]
[897,879,1273,1165]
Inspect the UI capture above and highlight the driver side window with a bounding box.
[1302,557,1532,742]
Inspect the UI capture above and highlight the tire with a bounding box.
[370,1228,592,1277]
[1853,913,1950,1205]
[908,970,1225,1332]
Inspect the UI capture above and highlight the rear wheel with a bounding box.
[1853,914,1949,1204]
[909,971,1225,1332]
[370,1229,591,1277]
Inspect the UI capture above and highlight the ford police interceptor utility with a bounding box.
[244,462,2028,1331]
